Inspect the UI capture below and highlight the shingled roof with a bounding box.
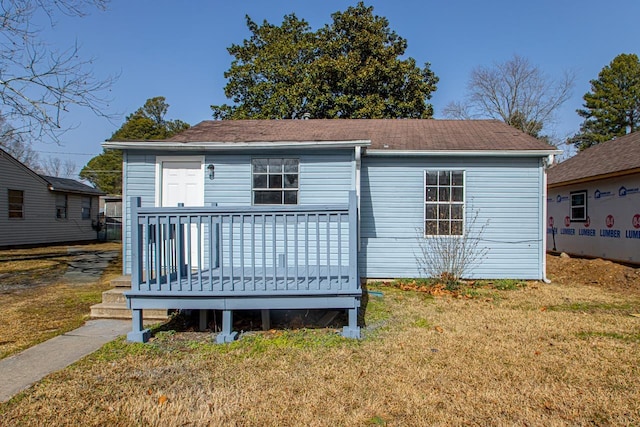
[160,119,555,152]
[547,131,640,186]
[41,175,104,196]
[1,147,104,196]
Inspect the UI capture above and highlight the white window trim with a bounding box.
[251,157,300,205]
[570,190,588,222]
[423,169,466,237]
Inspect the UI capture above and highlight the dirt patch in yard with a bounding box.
[547,253,640,295]
[0,242,120,293]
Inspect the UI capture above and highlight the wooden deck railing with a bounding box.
[130,191,358,294]
[126,191,361,343]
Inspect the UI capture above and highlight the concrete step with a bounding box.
[101,288,127,305]
[90,303,169,321]
[110,275,131,288]
[92,275,169,320]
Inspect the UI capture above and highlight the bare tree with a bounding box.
[415,208,489,289]
[39,156,77,178]
[443,54,575,139]
[0,115,40,167]
[0,0,115,143]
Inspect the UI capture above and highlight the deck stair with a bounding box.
[90,275,169,320]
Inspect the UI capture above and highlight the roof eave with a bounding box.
[548,167,640,188]
[365,149,562,157]
[102,140,372,150]
[47,185,105,196]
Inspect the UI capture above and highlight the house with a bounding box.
[104,119,559,342]
[0,147,104,248]
[547,131,640,264]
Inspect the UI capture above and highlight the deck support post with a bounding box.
[342,306,361,339]
[127,309,151,343]
[261,309,271,331]
[215,310,238,343]
[199,310,209,331]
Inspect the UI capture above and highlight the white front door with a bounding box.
[161,160,204,208]
[158,158,204,268]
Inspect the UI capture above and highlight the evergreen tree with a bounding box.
[110,97,190,140]
[211,2,438,119]
[79,150,123,195]
[570,53,640,150]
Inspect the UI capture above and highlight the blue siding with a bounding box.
[204,155,251,206]
[123,149,545,279]
[298,152,354,204]
[203,151,354,206]
[123,149,354,273]
[360,156,544,279]
[122,151,157,274]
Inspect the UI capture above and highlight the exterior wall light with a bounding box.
[207,164,215,180]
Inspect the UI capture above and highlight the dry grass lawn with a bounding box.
[0,243,122,359]
[1,255,639,425]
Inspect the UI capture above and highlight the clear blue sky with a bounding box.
[33,0,640,170]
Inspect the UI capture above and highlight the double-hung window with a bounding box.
[81,196,91,220]
[424,170,464,236]
[570,190,587,221]
[56,194,67,219]
[252,158,299,205]
[8,189,24,219]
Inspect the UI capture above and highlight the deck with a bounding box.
[125,191,361,343]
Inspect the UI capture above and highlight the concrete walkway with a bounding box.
[0,246,128,403]
[0,319,130,403]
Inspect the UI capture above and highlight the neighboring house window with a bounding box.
[56,194,67,219]
[81,196,91,220]
[424,170,464,236]
[8,189,24,219]
[570,191,587,221]
[252,158,299,205]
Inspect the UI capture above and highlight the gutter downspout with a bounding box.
[541,154,554,283]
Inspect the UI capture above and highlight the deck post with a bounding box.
[215,310,238,343]
[199,309,209,331]
[127,309,150,343]
[130,197,143,289]
[343,190,361,339]
[261,309,271,331]
[342,307,361,339]
[347,190,359,289]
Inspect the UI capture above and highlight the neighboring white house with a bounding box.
[0,147,104,248]
[547,131,640,264]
